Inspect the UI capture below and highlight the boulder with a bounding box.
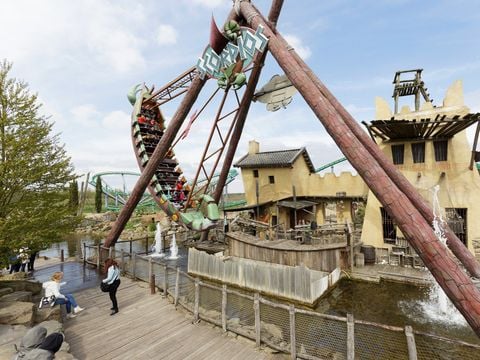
[0,287,13,297]
[35,307,63,324]
[0,301,35,326]
[1,291,32,302]
[0,324,29,359]
[0,280,42,295]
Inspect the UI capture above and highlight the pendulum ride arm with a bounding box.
[104,9,242,248]
[213,0,284,205]
[104,76,207,247]
[238,1,480,336]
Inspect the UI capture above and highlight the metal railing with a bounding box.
[81,244,480,360]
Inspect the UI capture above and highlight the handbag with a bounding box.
[39,295,56,308]
[100,281,111,292]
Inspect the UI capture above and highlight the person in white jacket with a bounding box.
[42,272,84,319]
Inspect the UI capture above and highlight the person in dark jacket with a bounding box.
[103,258,121,315]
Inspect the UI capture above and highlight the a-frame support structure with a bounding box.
[105,0,480,337]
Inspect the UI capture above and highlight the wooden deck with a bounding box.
[65,277,286,359]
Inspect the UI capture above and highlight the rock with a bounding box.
[261,321,283,339]
[0,301,35,326]
[0,324,29,346]
[35,306,62,323]
[0,280,42,295]
[0,287,13,297]
[37,320,64,334]
[55,350,77,360]
[1,291,32,302]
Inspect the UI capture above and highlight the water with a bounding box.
[150,223,165,258]
[168,231,179,259]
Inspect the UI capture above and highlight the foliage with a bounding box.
[95,176,102,213]
[0,60,78,266]
[69,180,79,215]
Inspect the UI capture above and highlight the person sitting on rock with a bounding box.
[42,271,84,319]
[13,325,64,360]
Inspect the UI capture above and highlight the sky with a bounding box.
[1,0,479,193]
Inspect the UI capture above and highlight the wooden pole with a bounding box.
[289,305,296,360]
[347,313,355,360]
[83,243,86,266]
[222,285,227,332]
[121,249,125,273]
[194,279,200,322]
[150,274,156,295]
[239,2,480,336]
[174,267,180,307]
[96,244,101,269]
[60,249,64,262]
[163,264,168,298]
[405,325,418,360]
[132,252,136,280]
[254,293,261,347]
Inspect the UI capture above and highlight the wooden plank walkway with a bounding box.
[65,277,286,360]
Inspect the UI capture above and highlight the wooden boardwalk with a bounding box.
[65,277,286,360]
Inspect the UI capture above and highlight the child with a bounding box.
[42,272,84,318]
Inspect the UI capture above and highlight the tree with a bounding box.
[95,176,102,213]
[69,180,79,215]
[0,60,78,266]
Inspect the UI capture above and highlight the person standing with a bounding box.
[42,272,84,319]
[103,258,121,315]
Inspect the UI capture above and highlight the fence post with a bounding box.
[289,305,296,360]
[174,267,180,307]
[97,244,101,268]
[194,279,200,322]
[129,240,132,255]
[145,235,149,255]
[132,253,137,280]
[60,249,64,262]
[121,249,125,273]
[150,274,156,295]
[148,257,153,282]
[222,285,227,332]
[254,293,261,347]
[405,325,418,360]
[347,313,355,360]
[163,264,168,298]
[83,243,86,266]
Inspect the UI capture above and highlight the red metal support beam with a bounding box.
[239,1,480,336]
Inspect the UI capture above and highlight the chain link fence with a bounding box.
[83,243,480,359]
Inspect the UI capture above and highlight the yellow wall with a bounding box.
[361,80,480,256]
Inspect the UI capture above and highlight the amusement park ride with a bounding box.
[103,0,480,336]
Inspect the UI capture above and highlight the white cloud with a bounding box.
[156,25,178,46]
[283,34,312,60]
[191,0,226,8]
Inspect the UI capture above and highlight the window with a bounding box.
[411,142,425,163]
[434,140,448,161]
[391,144,405,165]
[446,208,467,246]
[380,207,396,244]
[269,175,275,184]
[253,169,259,178]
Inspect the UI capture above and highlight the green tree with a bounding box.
[95,176,102,213]
[69,180,79,215]
[0,60,78,266]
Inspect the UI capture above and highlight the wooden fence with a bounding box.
[81,243,480,360]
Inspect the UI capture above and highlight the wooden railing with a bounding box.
[80,245,480,360]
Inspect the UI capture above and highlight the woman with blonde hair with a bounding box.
[103,258,120,315]
[42,271,84,319]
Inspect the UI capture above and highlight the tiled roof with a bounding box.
[234,147,315,173]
